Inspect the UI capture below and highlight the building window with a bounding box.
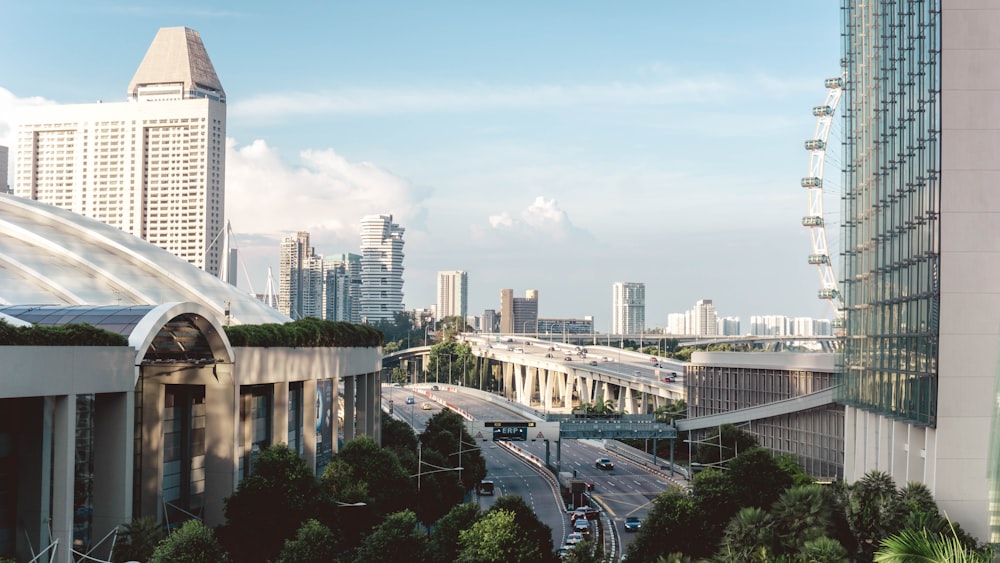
[163,385,206,522]
[239,385,272,481]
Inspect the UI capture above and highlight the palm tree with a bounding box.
[873,527,994,562]
[770,485,836,553]
[716,506,775,561]
[654,399,686,424]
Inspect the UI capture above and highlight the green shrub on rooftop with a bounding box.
[0,319,128,346]
[224,317,384,348]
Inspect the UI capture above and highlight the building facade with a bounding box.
[537,317,595,336]
[611,282,645,335]
[278,232,323,320]
[0,145,8,194]
[14,27,227,275]
[838,0,1000,542]
[436,270,468,321]
[359,214,405,323]
[691,299,718,336]
[687,352,843,480]
[499,289,538,334]
[324,253,361,323]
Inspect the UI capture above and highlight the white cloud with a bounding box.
[481,196,591,244]
[0,87,54,148]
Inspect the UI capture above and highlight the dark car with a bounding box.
[573,518,591,537]
[624,516,642,532]
[595,457,615,470]
[572,506,599,522]
[564,356,573,361]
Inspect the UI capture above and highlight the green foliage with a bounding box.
[223,316,383,348]
[691,469,740,544]
[113,516,166,563]
[873,526,995,562]
[353,509,426,563]
[484,496,557,563]
[798,535,850,562]
[770,485,837,554]
[0,319,128,346]
[457,505,556,563]
[420,408,487,493]
[726,447,793,510]
[380,411,418,470]
[221,444,324,563]
[717,507,776,560]
[149,519,230,563]
[625,489,705,561]
[426,341,478,386]
[323,435,414,517]
[427,503,482,563]
[774,453,815,487]
[274,518,341,563]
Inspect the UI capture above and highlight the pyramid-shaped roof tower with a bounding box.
[127,27,225,101]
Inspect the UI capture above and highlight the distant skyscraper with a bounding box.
[324,253,361,323]
[691,299,718,336]
[482,309,498,333]
[14,27,226,274]
[717,316,741,336]
[359,214,405,323]
[436,270,468,321]
[0,145,8,194]
[666,313,687,335]
[612,282,645,335]
[499,289,538,333]
[279,232,323,319]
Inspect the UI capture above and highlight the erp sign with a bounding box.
[486,421,535,442]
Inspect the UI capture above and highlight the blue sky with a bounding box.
[0,1,843,331]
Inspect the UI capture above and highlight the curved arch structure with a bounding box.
[0,194,289,326]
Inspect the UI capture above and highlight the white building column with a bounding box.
[303,379,317,471]
[50,395,75,563]
[91,392,133,560]
[355,374,369,438]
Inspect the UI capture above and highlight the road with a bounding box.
[424,387,677,555]
[383,385,569,550]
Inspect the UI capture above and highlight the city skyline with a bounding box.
[0,2,842,329]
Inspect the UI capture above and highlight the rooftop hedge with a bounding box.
[0,319,129,346]
[223,317,384,348]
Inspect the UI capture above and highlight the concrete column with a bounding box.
[368,374,380,445]
[16,398,45,562]
[303,379,317,472]
[139,378,165,520]
[343,377,356,443]
[204,375,237,527]
[92,392,133,560]
[273,382,289,449]
[51,395,75,563]
[356,373,369,438]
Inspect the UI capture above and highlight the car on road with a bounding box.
[477,480,495,496]
[392,382,402,388]
[421,402,434,410]
[566,531,584,545]
[564,356,573,361]
[595,457,615,470]
[572,506,599,522]
[545,353,553,358]
[624,516,642,532]
[573,518,591,537]
[589,360,598,366]
[405,396,415,405]
[431,385,440,390]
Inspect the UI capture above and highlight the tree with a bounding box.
[427,502,482,563]
[690,468,739,549]
[483,496,558,563]
[625,489,704,562]
[798,536,850,563]
[353,510,426,563]
[274,519,340,563]
[841,471,903,562]
[694,424,758,465]
[421,408,487,493]
[112,516,165,563]
[427,341,477,386]
[457,507,557,563]
[149,519,230,563]
[726,447,792,510]
[769,485,837,554]
[323,435,414,518]
[221,443,324,563]
[715,507,775,561]
[873,527,994,563]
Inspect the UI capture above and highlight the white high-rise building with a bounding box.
[279,232,323,320]
[359,214,405,323]
[717,316,741,336]
[14,27,227,274]
[666,313,687,335]
[612,282,645,335]
[437,270,468,321]
[691,299,718,336]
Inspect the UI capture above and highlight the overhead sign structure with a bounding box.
[468,421,560,443]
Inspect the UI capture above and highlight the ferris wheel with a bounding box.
[803,73,845,322]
